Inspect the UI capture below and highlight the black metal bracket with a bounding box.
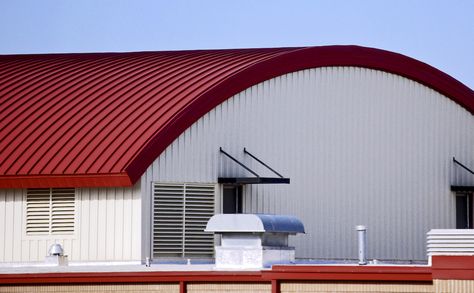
[451,157,474,191]
[453,157,474,175]
[218,147,290,184]
[244,147,284,178]
[219,147,260,177]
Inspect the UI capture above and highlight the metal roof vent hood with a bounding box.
[205,214,305,269]
[45,244,68,266]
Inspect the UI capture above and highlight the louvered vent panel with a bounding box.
[26,189,51,235]
[427,229,474,261]
[184,184,215,257]
[26,188,76,235]
[51,188,75,234]
[153,183,184,257]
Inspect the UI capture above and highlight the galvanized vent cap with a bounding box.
[48,244,64,256]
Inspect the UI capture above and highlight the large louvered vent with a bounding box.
[153,183,215,258]
[26,188,75,235]
[153,184,184,257]
[183,184,215,257]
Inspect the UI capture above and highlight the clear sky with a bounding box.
[1,0,473,88]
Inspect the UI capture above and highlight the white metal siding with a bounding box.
[142,67,474,261]
[0,184,141,262]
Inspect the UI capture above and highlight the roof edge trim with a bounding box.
[0,173,132,188]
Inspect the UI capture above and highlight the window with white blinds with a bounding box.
[153,183,215,258]
[26,188,75,235]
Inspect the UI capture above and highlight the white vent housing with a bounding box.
[427,229,474,263]
[206,214,305,269]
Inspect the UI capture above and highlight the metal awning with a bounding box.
[451,186,474,192]
[218,148,290,184]
[218,177,290,184]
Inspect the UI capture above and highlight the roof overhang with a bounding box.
[1,46,473,188]
[0,173,132,188]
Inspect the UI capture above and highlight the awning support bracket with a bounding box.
[219,147,260,178]
[451,157,474,192]
[244,147,284,178]
[218,147,290,184]
[453,157,474,175]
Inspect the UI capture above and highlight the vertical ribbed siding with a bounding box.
[77,184,141,261]
[187,283,271,293]
[434,280,474,292]
[143,67,474,261]
[0,284,180,293]
[0,184,141,262]
[280,282,433,292]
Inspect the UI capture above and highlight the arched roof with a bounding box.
[1,45,473,188]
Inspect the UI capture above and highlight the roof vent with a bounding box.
[205,214,305,269]
[48,243,64,256]
[45,244,68,266]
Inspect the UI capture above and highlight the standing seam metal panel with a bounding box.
[143,67,474,261]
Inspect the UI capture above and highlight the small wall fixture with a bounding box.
[48,243,64,256]
[45,244,68,266]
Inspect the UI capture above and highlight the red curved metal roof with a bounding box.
[1,46,473,188]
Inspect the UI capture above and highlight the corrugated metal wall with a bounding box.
[434,280,474,292]
[0,284,179,293]
[0,184,141,262]
[144,67,474,261]
[280,282,433,292]
[187,283,271,293]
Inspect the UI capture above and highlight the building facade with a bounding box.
[1,46,473,263]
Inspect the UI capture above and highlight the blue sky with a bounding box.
[1,0,473,88]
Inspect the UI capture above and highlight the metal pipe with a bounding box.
[356,225,367,265]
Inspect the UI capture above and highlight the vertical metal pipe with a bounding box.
[356,225,367,265]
